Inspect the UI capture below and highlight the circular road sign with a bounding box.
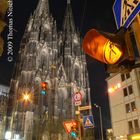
[73,92,82,102]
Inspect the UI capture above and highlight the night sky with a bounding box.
[0,0,117,136]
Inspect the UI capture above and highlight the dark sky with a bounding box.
[0,0,117,134]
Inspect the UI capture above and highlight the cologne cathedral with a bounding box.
[4,0,93,139]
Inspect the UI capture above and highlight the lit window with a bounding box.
[108,83,121,93]
[123,88,128,97]
[131,101,136,111]
[108,87,114,93]
[126,103,131,113]
[121,74,125,81]
[128,85,133,95]
[117,83,121,88]
[126,73,130,79]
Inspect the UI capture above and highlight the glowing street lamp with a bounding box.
[5,131,12,140]
[23,93,30,102]
[108,82,121,93]
[21,91,31,104]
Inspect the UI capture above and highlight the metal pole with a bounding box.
[99,106,104,140]
[94,104,104,140]
[131,15,140,55]
[77,106,82,140]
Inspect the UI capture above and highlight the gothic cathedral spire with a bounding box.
[67,0,70,4]
[63,0,75,32]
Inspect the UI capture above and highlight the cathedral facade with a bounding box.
[5,0,93,139]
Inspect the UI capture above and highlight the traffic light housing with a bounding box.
[127,133,140,140]
[40,82,48,95]
[0,0,8,56]
[105,29,135,73]
[82,27,135,73]
[70,121,79,139]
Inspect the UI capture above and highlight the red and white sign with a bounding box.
[73,92,82,106]
[73,92,82,102]
[63,120,78,134]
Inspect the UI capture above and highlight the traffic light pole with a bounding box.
[75,105,92,140]
[77,106,82,140]
[131,15,140,55]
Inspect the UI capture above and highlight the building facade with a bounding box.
[107,67,140,139]
[0,84,9,139]
[4,0,93,140]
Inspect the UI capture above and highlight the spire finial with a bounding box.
[67,0,70,4]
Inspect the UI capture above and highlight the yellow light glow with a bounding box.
[117,83,121,88]
[114,85,117,90]
[108,88,114,93]
[23,93,30,102]
[104,40,123,64]
[132,136,140,139]
[108,83,121,93]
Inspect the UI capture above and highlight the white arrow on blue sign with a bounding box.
[113,0,140,29]
[113,0,122,29]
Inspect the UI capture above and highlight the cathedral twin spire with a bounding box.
[67,0,71,4]
[20,0,84,85]
[35,0,50,17]
[63,0,75,32]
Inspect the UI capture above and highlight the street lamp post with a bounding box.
[94,104,104,140]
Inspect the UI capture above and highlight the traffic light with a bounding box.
[40,82,48,95]
[0,0,8,56]
[82,27,135,73]
[0,37,4,56]
[127,133,140,140]
[70,121,79,139]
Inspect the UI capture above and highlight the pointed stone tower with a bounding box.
[5,0,93,140]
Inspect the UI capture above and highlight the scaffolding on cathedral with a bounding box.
[4,0,94,140]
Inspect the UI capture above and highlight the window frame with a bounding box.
[125,103,131,113]
[126,73,130,79]
[131,101,136,111]
[134,119,139,129]
[121,74,125,81]
[128,120,133,131]
[123,87,128,97]
[128,85,133,95]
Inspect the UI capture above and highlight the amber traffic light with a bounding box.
[82,28,135,73]
[0,37,4,56]
[82,28,127,65]
[0,0,8,32]
[0,0,8,56]
[127,133,140,140]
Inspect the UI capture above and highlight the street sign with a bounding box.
[73,92,82,106]
[83,115,94,129]
[74,100,81,106]
[73,92,82,102]
[113,0,122,29]
[122,0,140,28]
[79,105,91,111]
[63,120,78,134]
[113,0,140,29]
